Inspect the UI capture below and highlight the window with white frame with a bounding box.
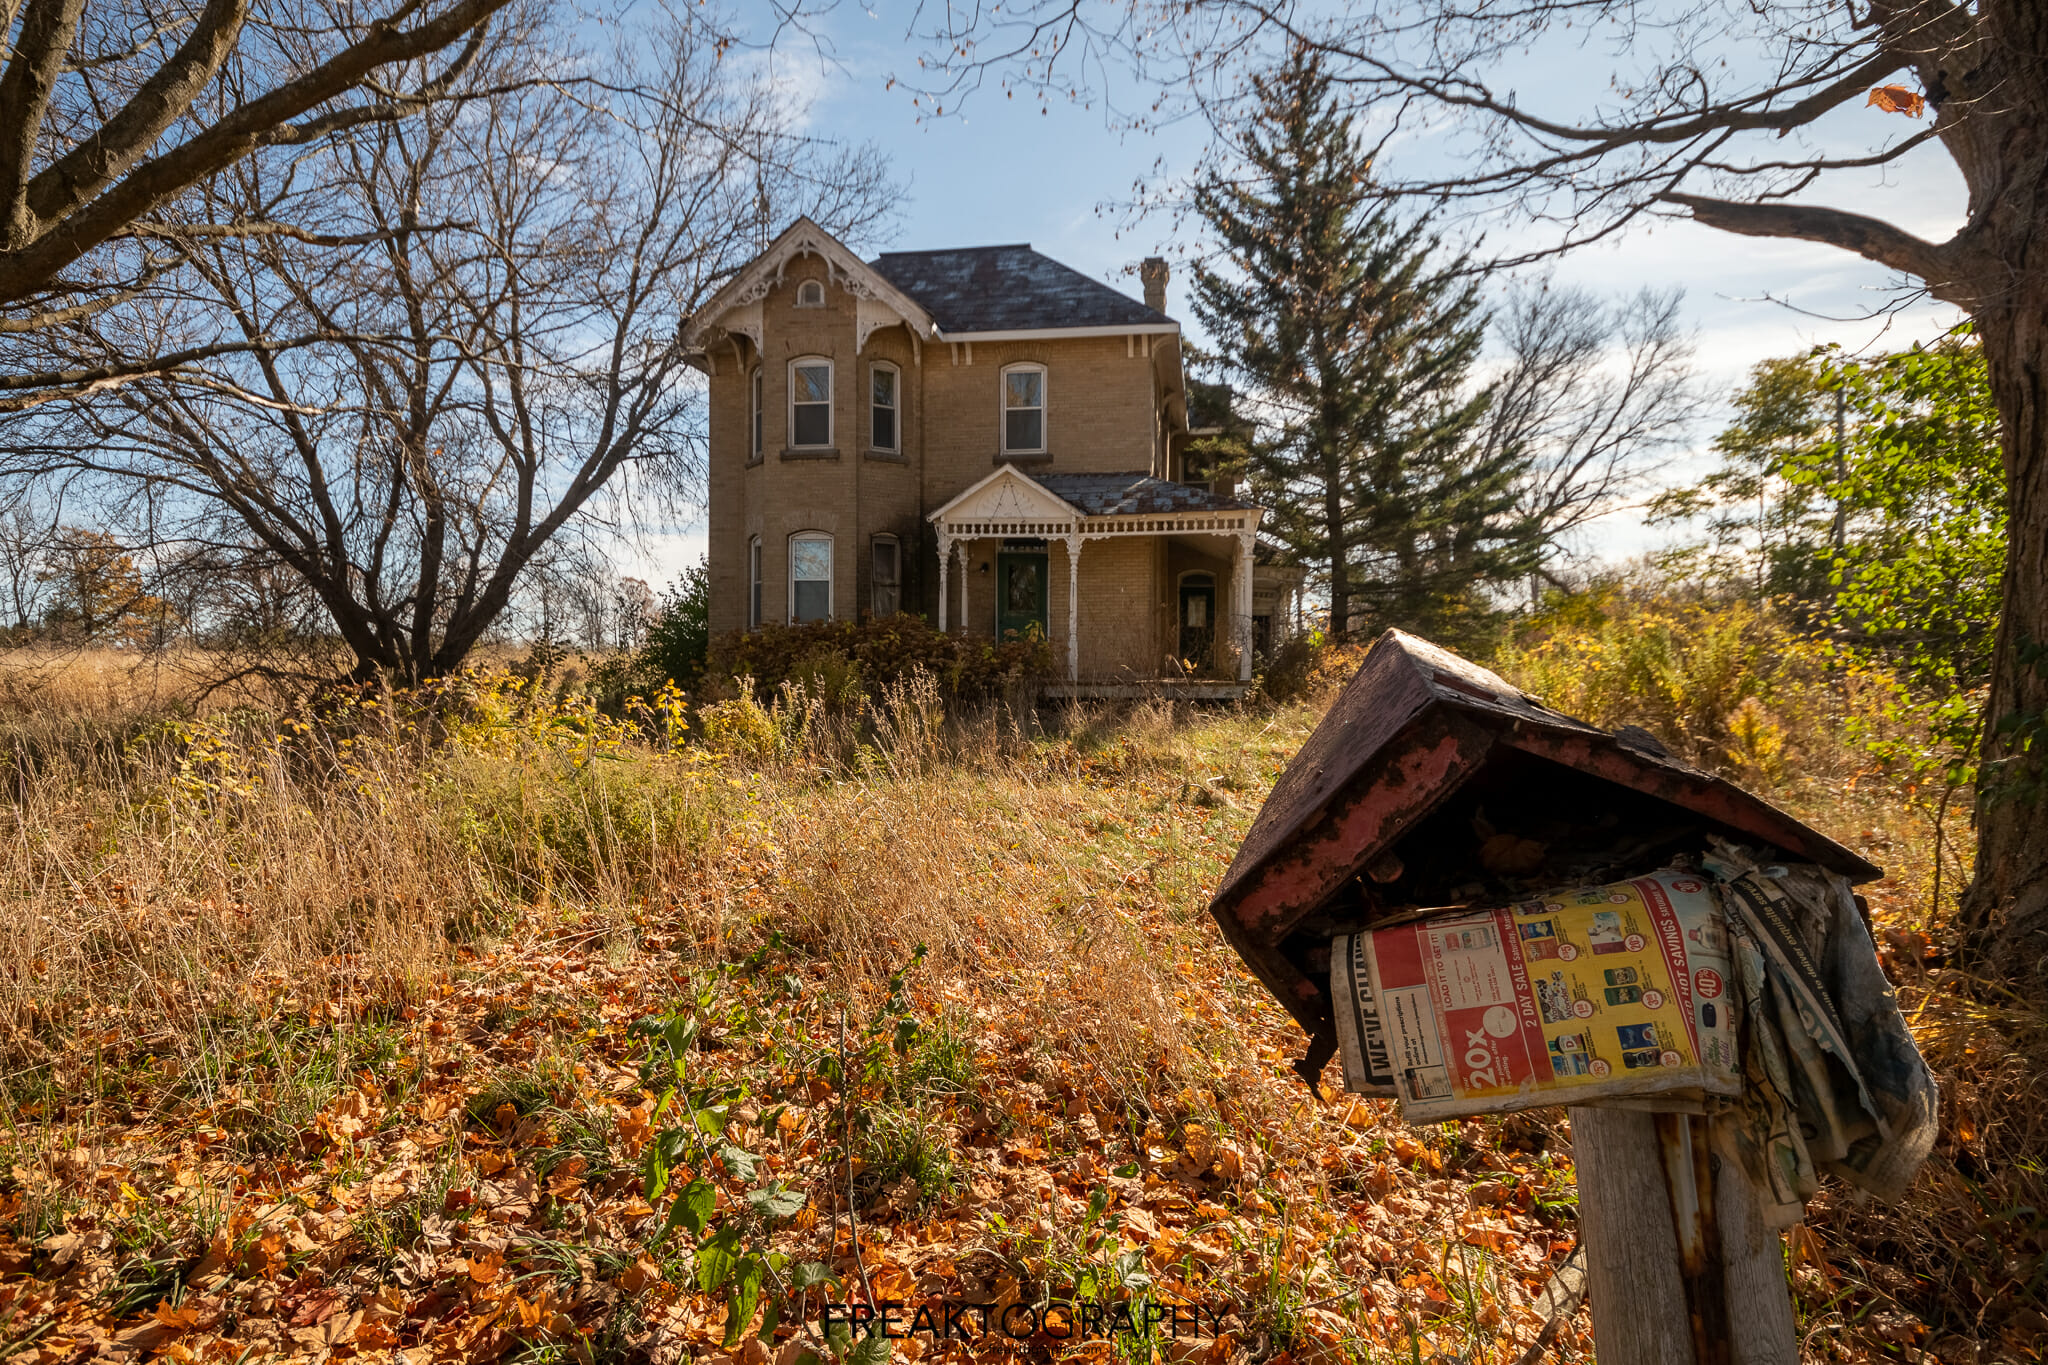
[1002,364,1046,454]
[795,279,825,307]
[790,358,832,448]
[871,364,899,451]
[789,533,832,622]
[750,368,763,459]
[748,536,762,628]
[871,536,900,617]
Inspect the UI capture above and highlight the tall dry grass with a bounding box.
[0,655,1301,1136]
[2,632,2039,1359]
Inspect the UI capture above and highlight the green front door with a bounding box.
[996,552,1048,640]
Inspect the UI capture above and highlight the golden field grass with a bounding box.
[0,635,2041,1365]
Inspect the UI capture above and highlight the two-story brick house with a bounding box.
[683,218,1302,690]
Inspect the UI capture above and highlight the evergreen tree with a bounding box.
[1190,47,1538,641]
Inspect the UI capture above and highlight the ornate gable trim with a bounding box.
[684,218,935,353]
[927,465,1079,527]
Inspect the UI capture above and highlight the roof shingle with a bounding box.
[868,245,1170,333]
[1035,472,1255,517]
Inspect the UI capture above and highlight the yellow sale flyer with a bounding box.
[1331,871,1742,1120]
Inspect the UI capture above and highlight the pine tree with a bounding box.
[1190,47,1538,641]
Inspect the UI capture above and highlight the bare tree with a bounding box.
[1480,282,1700,585]
[11,8,895,682]
[0,0,516,400]
[903,0,2048,986]
[0,502,55,633]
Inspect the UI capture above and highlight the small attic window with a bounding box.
[795,280,825,307]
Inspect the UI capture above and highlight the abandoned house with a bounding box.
[682,218,1305,693]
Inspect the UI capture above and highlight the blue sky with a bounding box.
[626,3,1970,586]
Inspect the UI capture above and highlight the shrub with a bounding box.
[709,614,1052,707]
[1258,631,1370,703]
[1489,588,1870,781]
[642,563,711,688]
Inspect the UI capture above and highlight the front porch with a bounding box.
[928,467,1268,683]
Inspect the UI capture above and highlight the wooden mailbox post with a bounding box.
[1207,630,1882,1364]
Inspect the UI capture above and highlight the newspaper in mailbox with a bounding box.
[1330,870,1741,1121]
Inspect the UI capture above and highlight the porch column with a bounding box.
[1065,531,1083,682]
[1235,528,1256,681]
[959,539,970,637]
[936,532,952,632]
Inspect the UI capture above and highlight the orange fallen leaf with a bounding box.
[1867,84,1925,116]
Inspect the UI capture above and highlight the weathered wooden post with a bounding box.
[1206,631,1931,1365]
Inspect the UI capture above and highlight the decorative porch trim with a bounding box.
[928,465,1263,683]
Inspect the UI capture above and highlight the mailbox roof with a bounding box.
[1208,631,1880,1056]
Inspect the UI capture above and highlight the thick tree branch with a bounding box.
[0,0,513,304]
[0,0,86,247]
[0,334,337,409]
[25,0,250,228]
[1661,191,1955,292]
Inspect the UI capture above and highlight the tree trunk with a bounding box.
[1960,300,2048,991]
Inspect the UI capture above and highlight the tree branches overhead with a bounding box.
[0,0,517,314]
[4,3,898,681]
[901,0,2023,294]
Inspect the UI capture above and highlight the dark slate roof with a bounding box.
[868,245,1170,333]
[1036,472,1255,517]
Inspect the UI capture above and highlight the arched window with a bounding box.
[789,357,832,448]
[750,367,763,459]
[871,535,900,617]
[870,363,899,451]
[1001,363,1046,455]
[795,279,825,307]
[748,536,763,629]
[789,533,833,623]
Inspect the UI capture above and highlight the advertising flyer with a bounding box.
[1331,870,1741,1121]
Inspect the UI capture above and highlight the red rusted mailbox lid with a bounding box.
[1209,630,1880,1082]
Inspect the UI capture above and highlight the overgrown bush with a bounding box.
[1490,589,1933,789]
[1257,631,1370,703]
[709,614,1052,706]
[642,562,711,688]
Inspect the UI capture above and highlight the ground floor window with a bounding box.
[790,533,832,622]
[871,535,900,616]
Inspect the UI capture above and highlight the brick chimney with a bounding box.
[1140,256,1169,313]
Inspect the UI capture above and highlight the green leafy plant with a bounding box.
[631,987,827,1349]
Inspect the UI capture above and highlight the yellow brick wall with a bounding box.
[706,258,1192,657]
[918,335,1163,494]
[708,259,931,631]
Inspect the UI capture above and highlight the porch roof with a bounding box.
[1035,473,1256,517]
[927,465,1261,537]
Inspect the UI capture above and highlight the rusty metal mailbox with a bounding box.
[1208,629,1880,1089]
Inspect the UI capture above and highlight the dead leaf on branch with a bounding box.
[1867,85,1926,117]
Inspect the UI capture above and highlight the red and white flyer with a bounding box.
[1331,870,1741,1121]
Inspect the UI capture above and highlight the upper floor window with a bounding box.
[790,533,832,623]
[795,279,826,307]
[790,358,832,448]
[871,364,899,451]
[871,535,900,617]
[750,367,763,458]
[1002,364,1046,455]
[748,536,763,628]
